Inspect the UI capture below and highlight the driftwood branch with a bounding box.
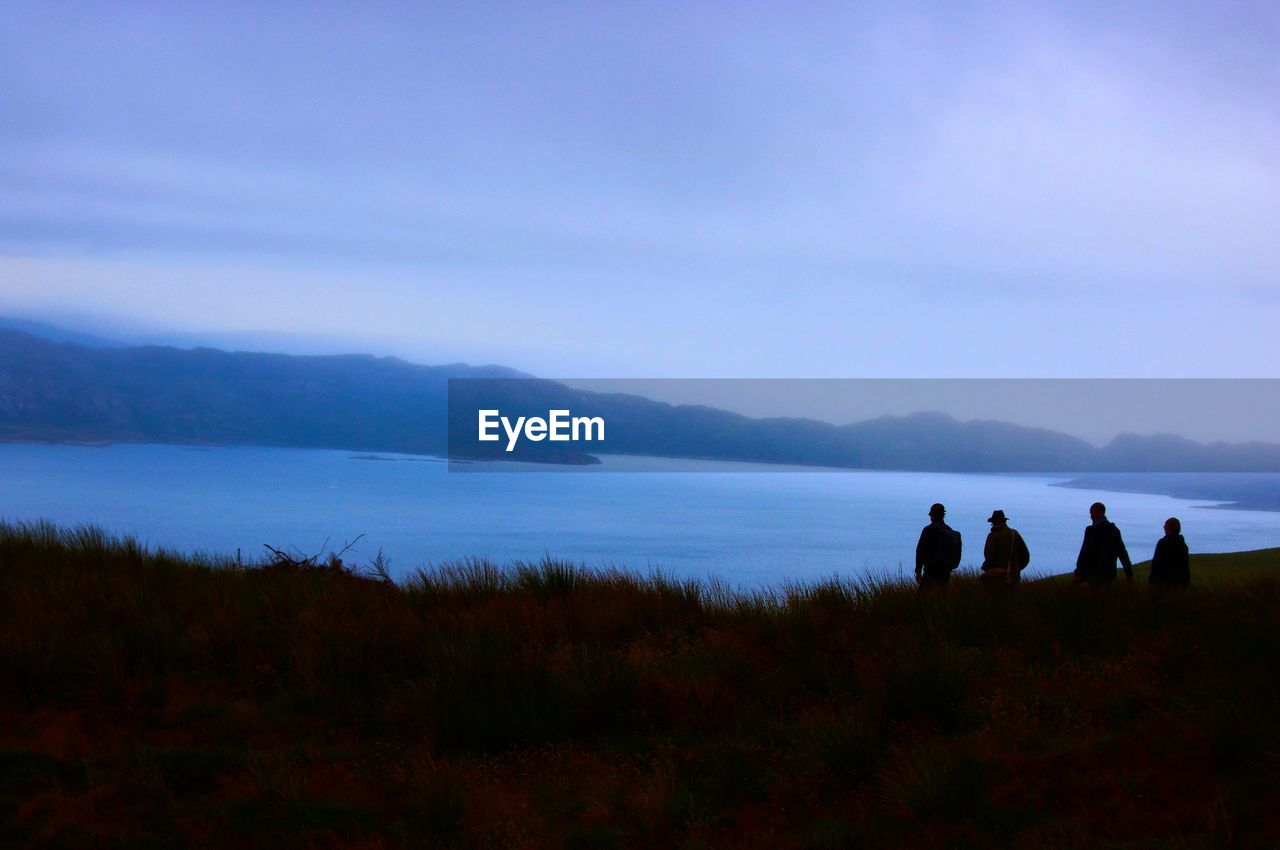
[260,533,367,572]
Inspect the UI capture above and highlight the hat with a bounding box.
[929,503,946,517]
[987,510,1008,523]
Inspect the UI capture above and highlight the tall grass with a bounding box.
[0,520,1277,848]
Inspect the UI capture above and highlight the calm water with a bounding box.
[3,443,1279,588]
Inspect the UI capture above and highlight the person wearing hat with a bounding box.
[915,503,962,587]
[981,509,1030,586]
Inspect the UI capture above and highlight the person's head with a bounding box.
[929,503,946,521]
[988,509,1008,527]
[1164,517,1181,535]
[1089,502,1107,521]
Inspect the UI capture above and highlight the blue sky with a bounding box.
[1,1,1276,377]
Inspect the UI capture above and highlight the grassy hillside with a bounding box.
[1152,547,1280,585]
[1033,548,1280,588]
[2,521,1278,848]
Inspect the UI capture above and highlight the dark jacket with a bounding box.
[982,526,1030,576]
[1074,519,1133,583]
[1149,533,1190,588]
[916,521,961,579]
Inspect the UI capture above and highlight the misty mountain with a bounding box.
[0,329,525,456]
[0,317,126,349]
[3,327,1280,472]
[0,315,397,359]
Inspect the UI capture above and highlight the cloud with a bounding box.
[0,1,1275,375]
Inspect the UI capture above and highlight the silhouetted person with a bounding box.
[1074,502,1133,585]
[916,503,962,587]
[1149,517,1190,588]
[980,509,1030,586]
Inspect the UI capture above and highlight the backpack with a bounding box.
[945,528,963,570]
[1011,530,1030,570]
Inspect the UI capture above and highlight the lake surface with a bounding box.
[3,443,1279,588]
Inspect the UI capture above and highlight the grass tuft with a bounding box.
[0,520,1277,847]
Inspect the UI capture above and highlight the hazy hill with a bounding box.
[4,327,1280,471]
[0,316,125,348]
[0,328,523,456]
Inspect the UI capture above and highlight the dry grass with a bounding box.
[1,519,1278,848]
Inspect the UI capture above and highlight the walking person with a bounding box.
[980,509,1030,586]
[1148,517,1190,588]
[916,503,962,587]
[1073,502,1134,586]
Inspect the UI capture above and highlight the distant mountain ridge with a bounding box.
[0,328,524,456]
[0,317,126,349]
[3,326,1279,471]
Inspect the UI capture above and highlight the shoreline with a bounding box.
[1052,474,1280,513]
[4,438,1280,514]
